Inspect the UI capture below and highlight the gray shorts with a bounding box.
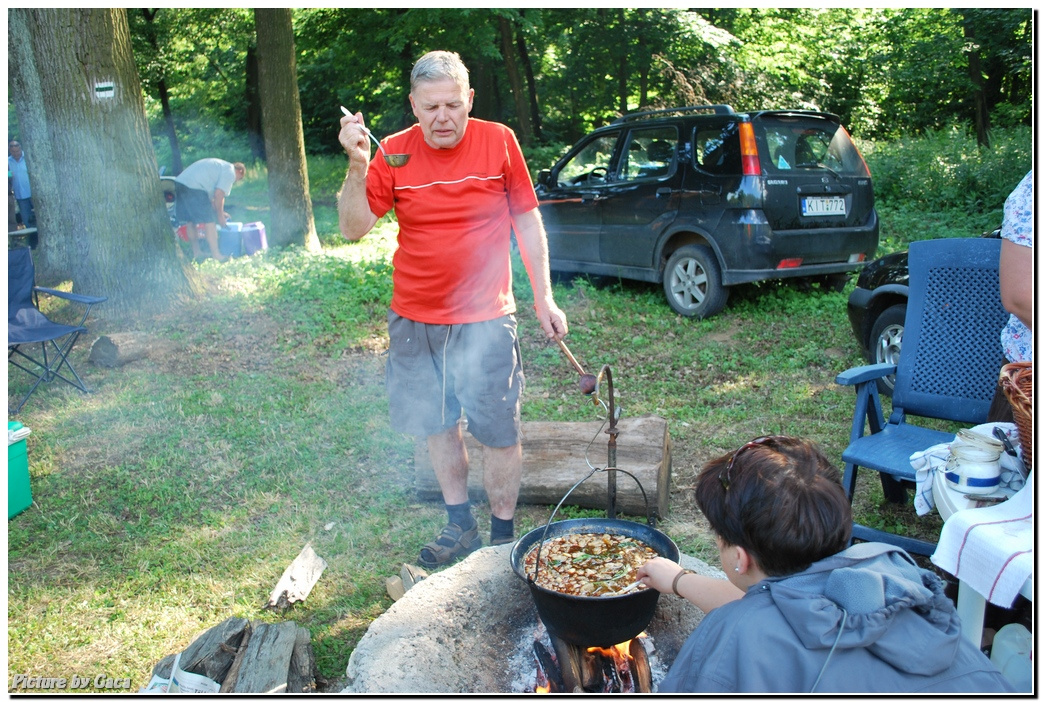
[386,312,524,447]
[174,183,216,224]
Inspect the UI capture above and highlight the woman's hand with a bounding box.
[636,557,684,593]
[637,557,745,613]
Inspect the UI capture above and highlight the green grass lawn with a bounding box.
[6,155,999,689]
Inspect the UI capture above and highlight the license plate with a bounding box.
[801,196,846,217]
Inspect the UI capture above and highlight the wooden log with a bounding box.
[232,621,300,694]
[218,622,252,693]
[414,415,671,518]
[265,543,327,612]
[88,332,156,367]
[151,653,177,681]
[173,616,249,684]
[286,626,317,693]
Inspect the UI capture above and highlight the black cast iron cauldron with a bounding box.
[511,517,679,649]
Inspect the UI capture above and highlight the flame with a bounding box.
[535,684,550,694]
[587,638,633,665]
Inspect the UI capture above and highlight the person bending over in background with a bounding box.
[174,158,245,262]
[636,435,1014,693]
[337,50,568,568]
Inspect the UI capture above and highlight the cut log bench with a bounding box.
[414,415,672,518]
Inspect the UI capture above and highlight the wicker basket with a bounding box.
[999,361,1033,471]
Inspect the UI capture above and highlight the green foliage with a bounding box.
[129,8,1032,164]
[862,124,1031,218]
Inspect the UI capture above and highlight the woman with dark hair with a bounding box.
[636,436,1013,693]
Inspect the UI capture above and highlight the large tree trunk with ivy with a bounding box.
[8,8,198,319]
[254,9,320,251]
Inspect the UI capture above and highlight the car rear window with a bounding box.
[757,117,869,177]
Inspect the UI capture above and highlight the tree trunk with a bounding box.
[963,19,990,148]
[498,15,532,145]
[9,8,198,318]
[157,79,183,174]
[245,44,265,164]
[616,9,629,115]
[7,9,68,277]
[141,10,182,174]
[515,15,542,141]
[254,9,319,251]
[469,55,498,121]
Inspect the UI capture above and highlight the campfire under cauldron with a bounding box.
[532,622,654,693]
[341,546,724,693]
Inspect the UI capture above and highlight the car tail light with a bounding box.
[739,123,761,176]
[841,126,871,177]
[777,258,803,269]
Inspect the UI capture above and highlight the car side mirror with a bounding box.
[537,170,553,188]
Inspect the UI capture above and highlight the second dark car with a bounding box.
[845,229,1002,396]
[536,105,879,318]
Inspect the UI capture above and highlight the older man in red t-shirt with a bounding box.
[337,50,568,568]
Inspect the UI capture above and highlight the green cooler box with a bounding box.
[8,421,32,518]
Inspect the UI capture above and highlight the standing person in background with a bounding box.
[988,170,1032,422]
[8,140,34,229]
[337,50,568,568]
[174,158,245,261]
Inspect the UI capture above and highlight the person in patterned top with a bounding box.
[988,170,1032,422]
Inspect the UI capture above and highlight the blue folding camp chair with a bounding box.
[835,237,1008,555]
[8,247,107,413]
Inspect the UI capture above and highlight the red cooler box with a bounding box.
[242,222,267,255]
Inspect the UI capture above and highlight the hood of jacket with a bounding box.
[760,542,961,676]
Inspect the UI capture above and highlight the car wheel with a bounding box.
[663,244,728,318]
[868,303,905,397]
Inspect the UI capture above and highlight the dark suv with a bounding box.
[536,105,879,318]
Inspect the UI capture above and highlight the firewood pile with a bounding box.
[149,544,328,693]
[150,616,317,693]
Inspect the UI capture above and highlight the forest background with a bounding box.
[128,7,1032,176]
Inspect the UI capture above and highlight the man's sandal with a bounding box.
[418,523,481,568]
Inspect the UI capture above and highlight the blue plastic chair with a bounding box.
[835,237,1007,555]
[8,247,107,413]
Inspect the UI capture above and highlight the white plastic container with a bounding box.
[991,623,1032,692]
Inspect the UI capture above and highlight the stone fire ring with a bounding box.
[342,544,725,694]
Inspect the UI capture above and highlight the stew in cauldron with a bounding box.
[522,533,658,596]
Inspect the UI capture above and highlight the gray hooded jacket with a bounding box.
[658,542,1014,693]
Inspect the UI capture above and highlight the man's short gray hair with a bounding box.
[411,51,470,93]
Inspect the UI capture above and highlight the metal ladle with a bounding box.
[556,338,598,395]
[340,106,411,167]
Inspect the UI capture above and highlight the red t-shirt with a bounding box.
[365,119,539,324]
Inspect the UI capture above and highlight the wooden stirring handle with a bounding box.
[556,338,586,376]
